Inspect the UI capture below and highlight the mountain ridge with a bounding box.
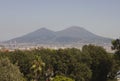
[6,26,112,44]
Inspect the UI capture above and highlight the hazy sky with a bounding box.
[0,0,120,41]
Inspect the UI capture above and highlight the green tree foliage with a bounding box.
[110,38,120,80]
[112,38,120,58]
[9,50,37,80]
[0,50,45,81]
[112,38,120,54]
[35,48,92,81]
[30,56,45,81]
[0,45,117,81]
[53,75,75,81]
[0,58,26,81]
[82,45,113,81]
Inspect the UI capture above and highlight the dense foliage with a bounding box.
[53,75,75,81]
[0,58,26,81]
[0,44,120,81]
[112,38,120,56]
[110,38,120,80]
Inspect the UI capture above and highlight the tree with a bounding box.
[112,38,120,57]
[50,48,92,81]
[82,45,113,81]
[0,58,26,81]
[53,75,75,81]
[30,55,45,81]
[110,38,120,80]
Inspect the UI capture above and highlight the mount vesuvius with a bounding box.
[6,26,112,44]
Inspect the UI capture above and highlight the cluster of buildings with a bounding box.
[0,42,113,53]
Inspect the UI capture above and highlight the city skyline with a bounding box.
[0,0,120,41]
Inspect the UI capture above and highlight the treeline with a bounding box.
[0,42,120,81]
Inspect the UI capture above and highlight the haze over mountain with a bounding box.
[7,26,112,44]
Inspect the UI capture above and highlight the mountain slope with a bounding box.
[55,26,111,43]
[7,26,112,44]
[9,28,56,43]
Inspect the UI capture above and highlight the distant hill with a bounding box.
[6,26,112,44]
